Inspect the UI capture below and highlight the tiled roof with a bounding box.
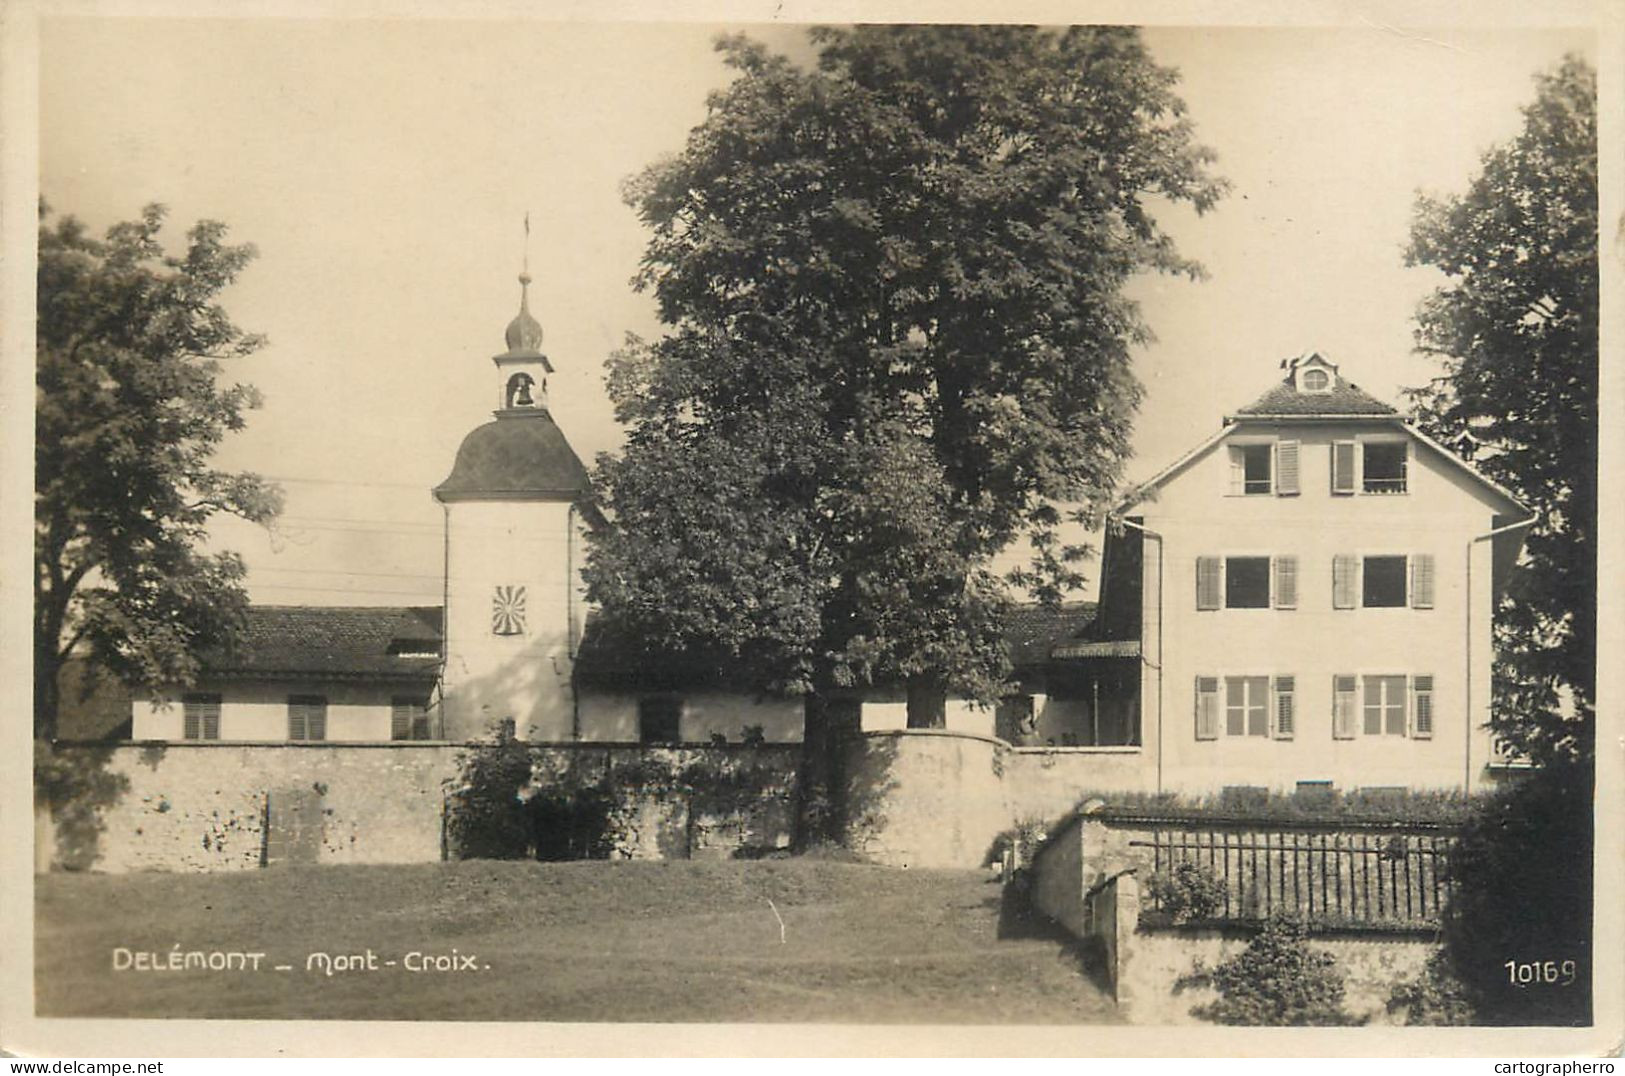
[576,601,1098,689]
[1233,375,1397,417]
[1051,639,1141,660]
[434,411,590,501]
[1004,602,1096,667]
[202,606,443,680]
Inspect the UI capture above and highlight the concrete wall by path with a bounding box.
[840,730,1156,869]
[1121,923,1437,1025]
[43,742,801,873]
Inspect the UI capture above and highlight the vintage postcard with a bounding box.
[2,0,1619,1059]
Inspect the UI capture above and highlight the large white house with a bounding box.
[1072,352,1531,793]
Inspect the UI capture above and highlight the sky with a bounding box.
[37,15,1597,607]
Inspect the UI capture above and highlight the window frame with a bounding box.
[182,693,221,741]
[287,694,328,742]
[1360,440,1410,495]
[1197,554,1295,611]
[1223,555,1272,609]
[391,696,432,741]
[1229,442,1274,496]
[1361,554,1410,608]
[637,696,683,744]
[1361,674,1409,737]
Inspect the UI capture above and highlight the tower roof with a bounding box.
[433,410,590,502]
[500,272,546,359]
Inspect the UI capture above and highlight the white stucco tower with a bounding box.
[433,271,592,741]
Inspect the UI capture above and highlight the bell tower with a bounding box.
[433,238,591,742]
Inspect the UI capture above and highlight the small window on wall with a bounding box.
[1225,676,1269,737]
[1363,442,1408,494]
[1231,444,1273,495]
[183,693,221,741]
[1362,555,1408,607]
[638,697,682,744]
[392,697,432,741]
[1361,675,1407,736]
[1225,556,1271,608]
[288,695,327,742]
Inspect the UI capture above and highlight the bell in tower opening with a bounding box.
[506,372,537,409]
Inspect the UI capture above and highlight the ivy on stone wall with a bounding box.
[444,726,797,861]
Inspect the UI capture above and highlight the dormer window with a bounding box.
[1302,368,1329,392]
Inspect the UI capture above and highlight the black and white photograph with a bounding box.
[3,0,1618,1060]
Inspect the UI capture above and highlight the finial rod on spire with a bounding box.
[521,211,531,283]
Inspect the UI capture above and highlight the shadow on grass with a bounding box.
[989,876,1116,1002]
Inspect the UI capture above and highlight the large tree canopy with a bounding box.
[586,26,1225,725]
[35,202,281,739]
[1405,55,1596,768]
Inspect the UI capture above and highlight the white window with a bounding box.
[1229,440,1300,496]
[1362,442,1408,494]
[183,694,220,741]
[1231,443,1273,495]
[1301,368,1330,392]
[1197,555,1298,610]
[1333,553,1437,610]
[1225,676,1270,737]
[1361,675,1407,736]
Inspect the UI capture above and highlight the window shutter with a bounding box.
[1196,557,1222,610]
[1195,677,1219,740]
[1229,449,1243,496]
[1413,676,1434,738]
[1273,556,1298,609]
[1411,554,1435,609]
[202,699,219,740]
[1331,440,1356,495]
[184,707,199,740]
[391,700,412,740]
[1332,554,1356,609]
[1332,675,1356,739]
[1275,441,1300,496]
[289,696,327,741]
[1273,676,1296,739]
[309,700,326,741]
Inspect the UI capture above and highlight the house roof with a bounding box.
[1121,355,1526,515]
[1051,638,1141,660]
[433,411,590,502]
[201,605,443,681]
[574,601,1098,691]
[1004,602,1096,667]
[1231,375,1397,418]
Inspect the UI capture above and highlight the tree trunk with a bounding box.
[796,691,861,849]
[34,647,60,741]
[905,677,947,729]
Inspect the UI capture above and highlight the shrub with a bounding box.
[1192,914,1359,1026]
[1145,862,1226,923]
[444,723,535,859]
[1441,759,1592,1025]
[1386,950,1476,1026]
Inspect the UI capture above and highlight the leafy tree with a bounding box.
[1405,56,1596,768]
[1403,56,1596,1029]
[586,26,1225,777]
[35,202,281,739]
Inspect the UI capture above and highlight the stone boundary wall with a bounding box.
[1030,812,1443,1024]
[41,741,801,873]
[840,730,1154,869]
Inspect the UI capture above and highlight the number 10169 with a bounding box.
[1504,959,1578,986]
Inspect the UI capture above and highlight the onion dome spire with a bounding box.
[503,271,545,356]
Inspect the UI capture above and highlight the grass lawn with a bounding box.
[35,858,1120,1024]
